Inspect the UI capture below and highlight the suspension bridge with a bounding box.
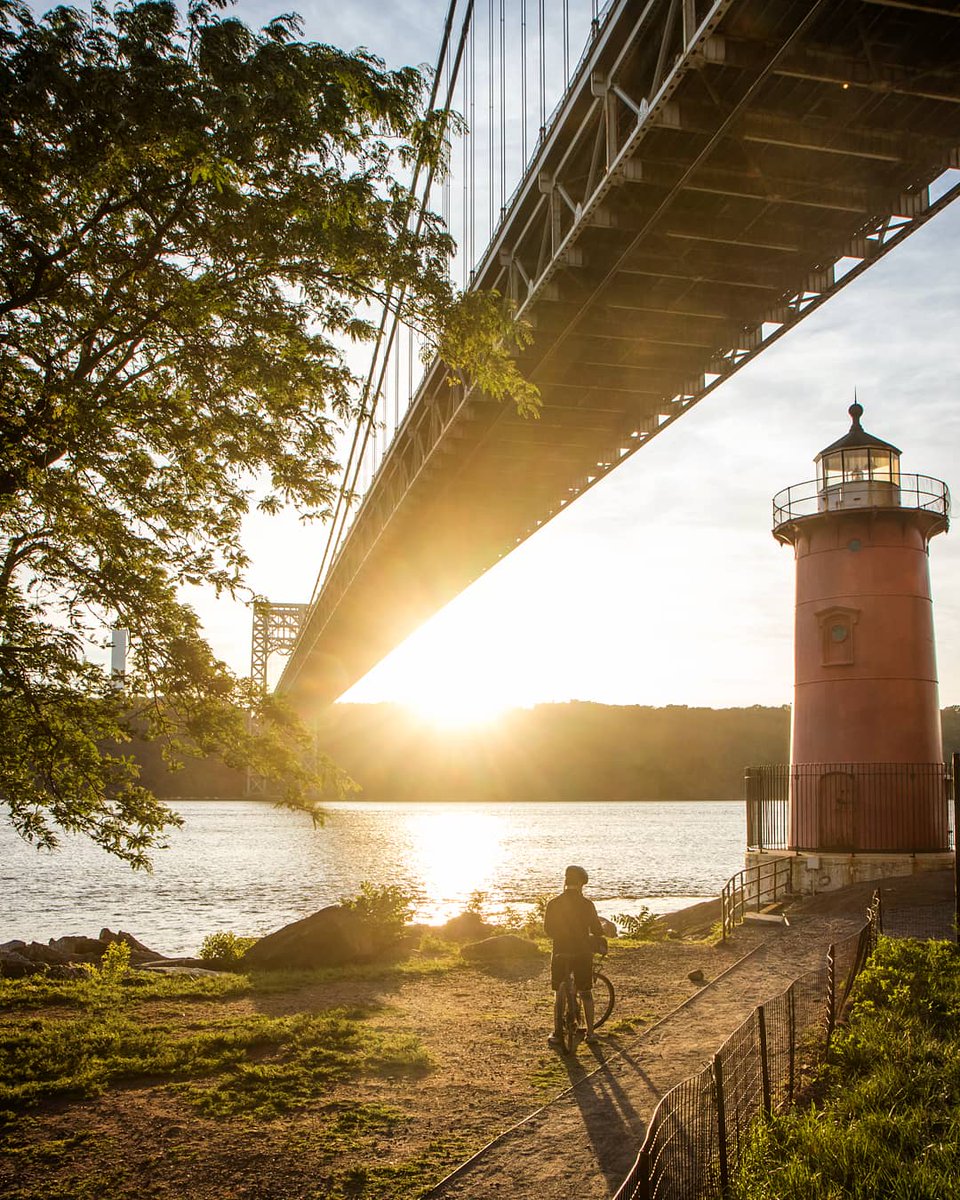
[257,0,960,710]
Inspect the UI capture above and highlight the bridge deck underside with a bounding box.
[280,0,960,709]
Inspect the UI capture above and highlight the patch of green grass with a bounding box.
[1,1129,95,1164]
[0,1004,431,1121]
[732,937,960,1199]
[319,1134,479,1199]
[607,1013,649,1034]
[529,1053,569,1091]
[0,944,465,1012]
[0,968,252,1010]
[187,1014,431,1118]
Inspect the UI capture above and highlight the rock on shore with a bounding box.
[0,929,205,978]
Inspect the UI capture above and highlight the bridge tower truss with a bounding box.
[247,602,309,797]
[250,602,309,697]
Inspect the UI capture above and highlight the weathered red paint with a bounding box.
[785,508,944,766]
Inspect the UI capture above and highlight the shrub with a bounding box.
[610,906,663,939]
[339,883,414,940]
[199,932,257,968]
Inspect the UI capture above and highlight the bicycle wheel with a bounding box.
[592,972,615,1029]
[559,977,581,1054]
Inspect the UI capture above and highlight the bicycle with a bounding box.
[556,953,615,1054]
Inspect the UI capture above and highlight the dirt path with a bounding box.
[427,870,957,1199]
[427,907,867,1199]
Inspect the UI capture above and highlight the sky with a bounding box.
[190,0,960,721]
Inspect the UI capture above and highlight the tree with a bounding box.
[0,0,538,865]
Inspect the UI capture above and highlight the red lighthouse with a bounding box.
[748,403,952,892]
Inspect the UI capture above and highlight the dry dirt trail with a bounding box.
[427,873,949,1200]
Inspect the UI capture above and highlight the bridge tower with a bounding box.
[748,403,952,893]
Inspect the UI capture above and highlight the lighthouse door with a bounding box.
[818,771,856,851]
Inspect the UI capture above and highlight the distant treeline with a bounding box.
[133,703,960,804]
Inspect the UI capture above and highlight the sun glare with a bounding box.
[405,689,510,730]
[406,807,504,923]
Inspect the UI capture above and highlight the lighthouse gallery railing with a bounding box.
[771,473,949,528]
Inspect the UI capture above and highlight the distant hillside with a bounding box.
[133,703,960,804]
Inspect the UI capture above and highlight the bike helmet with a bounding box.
[564,864,588,887]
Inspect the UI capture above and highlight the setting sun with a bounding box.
[405,688,511,730]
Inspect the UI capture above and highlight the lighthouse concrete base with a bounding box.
[746,849,954,898]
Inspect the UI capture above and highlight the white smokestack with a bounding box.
[110,628,129,680]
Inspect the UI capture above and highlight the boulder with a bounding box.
[7,940,73,966]
[135,957,208,972]
[47,935,108,961]
[460,934,544,963]
[660,898,722,937]
[437,911,497,942]
[99,929,168,963]
[135,964,224,977]
[599,917,618,939]
[0,947,40,977]
[243,905,382,971]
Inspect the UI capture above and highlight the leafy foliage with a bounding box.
[0,0,538,864]
[610,906,664,939]
[198,930,256,968]
[732,937,960,1199]
[339,882,414,940]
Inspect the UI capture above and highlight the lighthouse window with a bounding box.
[816,606,859,667]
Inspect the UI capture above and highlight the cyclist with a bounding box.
[544,864,607,1047]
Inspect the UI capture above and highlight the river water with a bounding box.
[1,800,747,956]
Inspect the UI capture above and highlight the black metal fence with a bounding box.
[612,894,882,1200]
[720,857,794,941]
[746,762,951,853]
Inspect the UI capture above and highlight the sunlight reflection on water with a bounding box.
[1,799,746,955]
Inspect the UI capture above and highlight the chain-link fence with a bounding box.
[612,894,882,1200]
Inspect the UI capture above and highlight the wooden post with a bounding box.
[758,1005,771,1117]
[953,752,960,947]
[714,1054,729,1194]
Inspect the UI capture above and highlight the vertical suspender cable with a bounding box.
[310,0,469,604]
[393,331,399,431]
[470,9,476,276]
[563,0,569,84]
[323,0,477,599]
[538,0,545,140]
[488,0,494,238]
[521,0,527,165]
[462,23,469,289]
[407,324,414,416]
[499,0,505,213]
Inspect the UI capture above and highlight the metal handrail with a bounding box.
[721,857,794,941]
[772,472,949,528]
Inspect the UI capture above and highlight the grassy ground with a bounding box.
[732,937,960,1199]
[0,928,724,1200]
